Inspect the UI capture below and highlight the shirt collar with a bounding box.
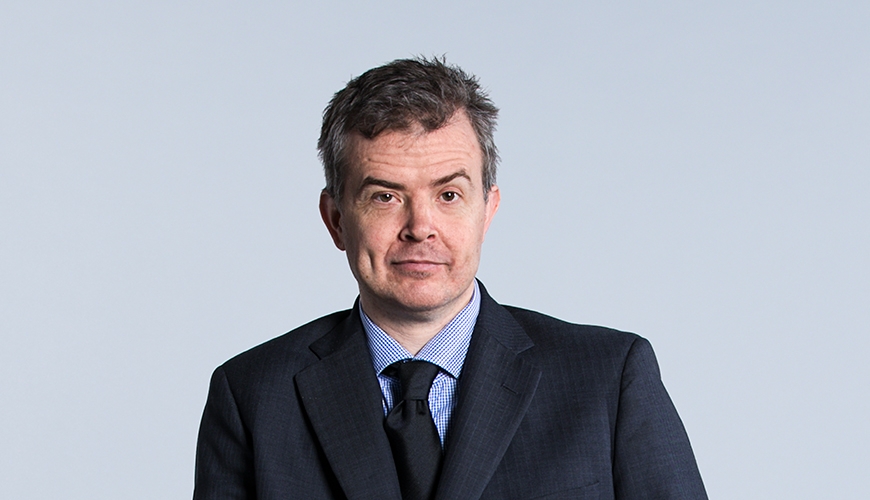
[361,280,480,379]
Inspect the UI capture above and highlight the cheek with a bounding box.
[348,218,396,259]
[449,223,487,261]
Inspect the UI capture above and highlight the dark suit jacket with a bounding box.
[194,283,707,499]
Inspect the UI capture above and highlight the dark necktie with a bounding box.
[383,360,443,500]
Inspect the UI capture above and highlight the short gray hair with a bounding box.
[317,57,499,204]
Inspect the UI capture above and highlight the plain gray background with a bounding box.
[2,1,868,498]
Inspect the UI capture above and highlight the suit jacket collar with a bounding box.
[295,302,403,500]
[296,284,541,500]
[435,282,542,499]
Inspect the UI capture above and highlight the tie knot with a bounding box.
[385,360,440,401]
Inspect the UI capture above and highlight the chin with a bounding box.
[396,297,451,314]
[386,281,469,314]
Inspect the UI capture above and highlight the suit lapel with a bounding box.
[295,305,402,500]
[435,287,542,500]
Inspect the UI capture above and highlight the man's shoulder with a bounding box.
[494,303,659,381]
[499,304,643,356]
[218,309,352,377]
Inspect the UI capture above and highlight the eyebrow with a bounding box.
[358,177,406,192]
[432,170,472,187]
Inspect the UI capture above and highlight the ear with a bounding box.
[483,185,500,234]
[319,190,346,251]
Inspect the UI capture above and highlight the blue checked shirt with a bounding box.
[360,281,480,448]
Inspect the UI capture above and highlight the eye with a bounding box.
[374,193,394,203]
[440,191,458,202]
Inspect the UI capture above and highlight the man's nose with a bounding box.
[399,199,437,242]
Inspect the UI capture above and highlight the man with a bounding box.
[194,57,707,499]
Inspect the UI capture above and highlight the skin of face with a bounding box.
[319,112,500,346]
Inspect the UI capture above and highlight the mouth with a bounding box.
[391,260,445,274]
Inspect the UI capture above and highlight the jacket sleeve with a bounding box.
[193,366,256,499]
[612,337,708,499]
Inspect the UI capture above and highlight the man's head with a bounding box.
[318,57,499,205]
[317,58,501,328]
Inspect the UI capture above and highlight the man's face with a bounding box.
[320,112,500,322]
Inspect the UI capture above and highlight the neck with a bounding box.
[360,286,474,356]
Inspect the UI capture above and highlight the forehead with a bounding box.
[346,113,483,184]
